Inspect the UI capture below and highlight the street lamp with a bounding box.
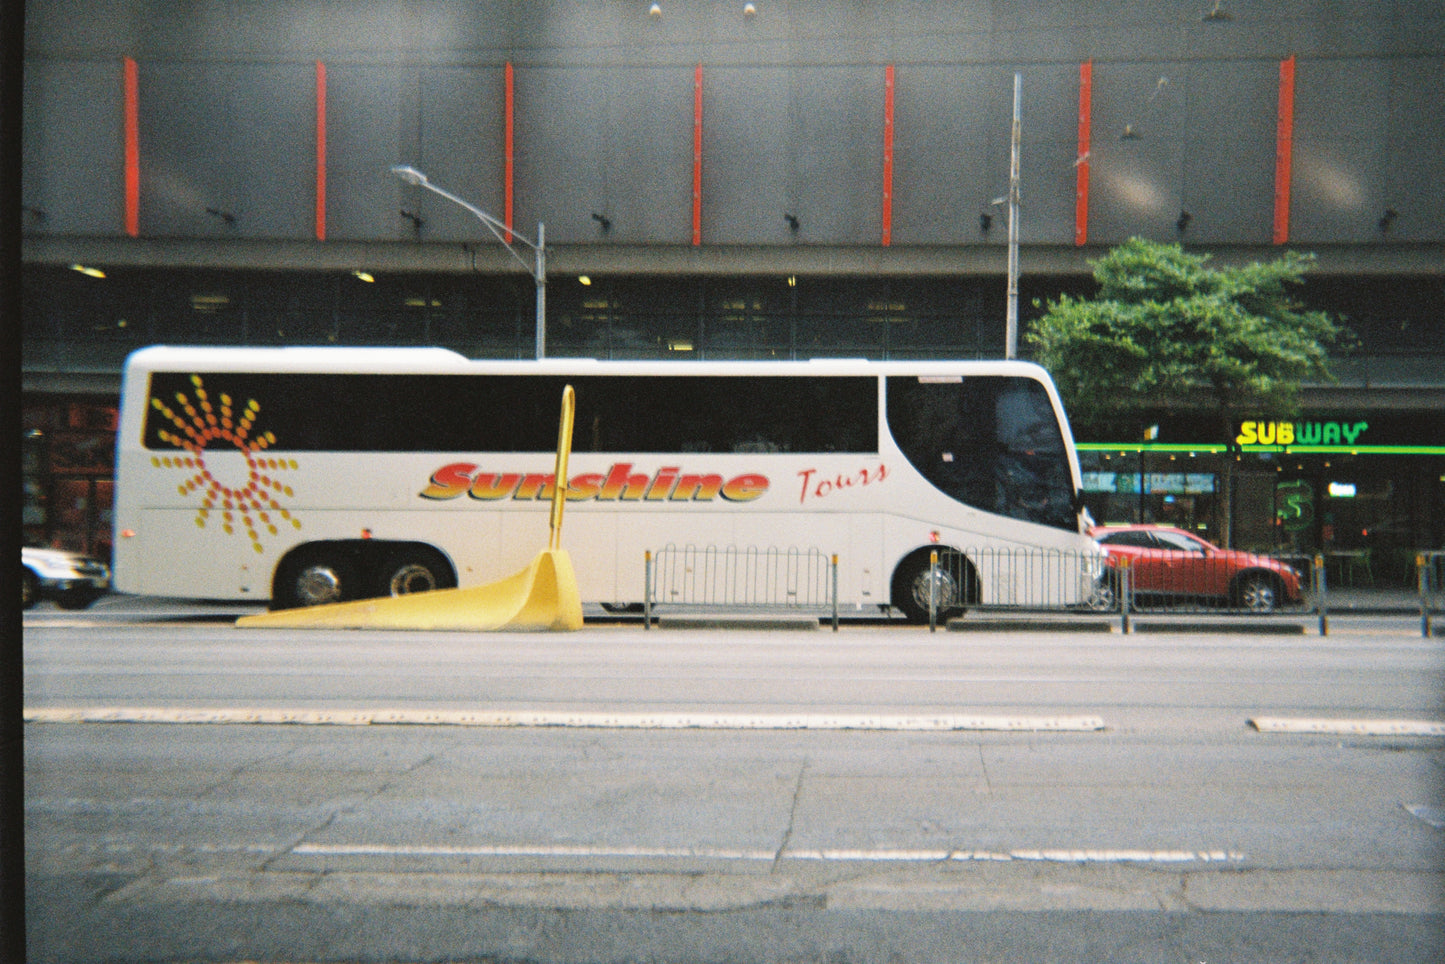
[390,164,548,359]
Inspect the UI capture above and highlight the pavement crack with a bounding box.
[773,758,809,872]
[977,743,994,793]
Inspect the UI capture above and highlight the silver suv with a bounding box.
[21,547,111,610]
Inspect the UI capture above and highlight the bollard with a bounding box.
[831,554,840,632]
[1420,553,1432,640]
[1118,558,1131,635]
[929,550,939,633]
[1314,554,1328,636]
[644,550,653,630]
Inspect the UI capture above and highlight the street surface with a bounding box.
[20,596,1445,963]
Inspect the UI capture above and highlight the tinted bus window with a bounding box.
[886,375,1074,530]
[142,372,878,455]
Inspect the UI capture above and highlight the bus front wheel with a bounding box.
[273,547,360,609]
[892,551,971,624]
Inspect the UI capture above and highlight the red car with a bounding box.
[1089,525,1302,613]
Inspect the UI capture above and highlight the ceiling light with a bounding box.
[579,276,592,286]
[69,264,106,279]
[352,270,376,283]
[649,3,661,16]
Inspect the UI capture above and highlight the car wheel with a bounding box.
[54,589,100,610]
[273,547,361,609]
[375,546,456,598]
[1085,572,1120,613]
[1232,573,1279,613]
[22,567,39,610]
[892,552,969,624]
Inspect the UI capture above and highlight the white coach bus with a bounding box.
[112,346,1103,621]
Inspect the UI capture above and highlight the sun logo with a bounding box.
[149,374,301,553]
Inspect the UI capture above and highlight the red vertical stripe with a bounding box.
[881,65,895,247]
[1074,60,1093,247]
[504,62,514,244]
[1273,55,1296,245]
[123,57,140,237]
[692,64,703,246]
[315,61,327,241]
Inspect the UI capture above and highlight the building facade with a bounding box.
[19,1,1445,580]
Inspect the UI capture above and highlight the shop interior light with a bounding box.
[352,270,376,283]
[69,264,106,279]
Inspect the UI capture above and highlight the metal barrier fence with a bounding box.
[640,544,1444,637]
[644,545,839,629]
[926,545,1317,633]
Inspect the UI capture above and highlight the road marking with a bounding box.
[23,706,1106,732]
[290,842,1244,864]
[1248,717,1445,737]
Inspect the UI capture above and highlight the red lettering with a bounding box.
[796,463,889,504]
[567,473,604,501]
[601,462,650,501]
[721,473,769,502]
[670,473,724,501]
[515,473,555,500]
[646,466,680,501]
[421,462,476,500]
[469,472,522,501]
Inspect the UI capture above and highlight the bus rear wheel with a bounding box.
[375,546,456,599]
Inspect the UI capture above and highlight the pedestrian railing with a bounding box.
[644,545,839,629]
[639,543,1440,637]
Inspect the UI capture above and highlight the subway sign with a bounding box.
[1076,414,1445,455]
[1234,420,1369,447]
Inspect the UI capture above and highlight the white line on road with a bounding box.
[290,842,1245,864]
[23,706,1107,732]
[1248,716,1445,737]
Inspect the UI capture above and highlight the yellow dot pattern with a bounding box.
[149,374,301,553]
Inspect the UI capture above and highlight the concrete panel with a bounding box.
[324,66,411,241]
[22,59,124,236]
[137,62,314,239]
[410,67,508,243]
[702,66,794,246]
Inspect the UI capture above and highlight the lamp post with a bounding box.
[390,164,547,359]
[1004,72,1021,360]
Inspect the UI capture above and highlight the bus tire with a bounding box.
[375,546,456,599]
[273,546,361,609]
[891,550,973,624]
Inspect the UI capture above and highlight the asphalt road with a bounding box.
[20,598,1445,963]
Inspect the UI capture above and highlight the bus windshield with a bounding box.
[886,375,1075,530]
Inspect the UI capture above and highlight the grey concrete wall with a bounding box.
[21,0,1445,247]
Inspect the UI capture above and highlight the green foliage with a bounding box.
[1027,238,1347,432]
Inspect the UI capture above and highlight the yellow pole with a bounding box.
[549,385,576,552]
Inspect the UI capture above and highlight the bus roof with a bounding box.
[122,346,1054,381]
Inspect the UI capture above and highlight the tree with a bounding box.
[1026,237,1348,544]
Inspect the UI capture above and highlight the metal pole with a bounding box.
[929,550,939,633]
[1005,72,1021,360]
[1420,553,1431,639]
[831,555,840,632]
[644,550,653,630]
[1120,559,1131,635]
[534,222,546,360]
[1314,554,1328,637]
